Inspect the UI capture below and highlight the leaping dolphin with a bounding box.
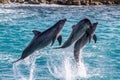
[54,18,93,49]
[13,18,67,63]
[74,22,98,66]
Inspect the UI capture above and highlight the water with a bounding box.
[0,4,120,80]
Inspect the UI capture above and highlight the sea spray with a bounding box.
[47,50,65,79]
[77,51,87,78]
[47,55,62,79]
[64,57,73,80]
[28,51,42,80]
[12,51,42,80]
[77,61,87,78]
[1,5,119,80]
[47,54,76,80]
[13,62,27,80]
[47,48,88,80]
[29,55,36,80]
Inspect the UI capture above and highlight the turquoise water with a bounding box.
[0,4,120,80]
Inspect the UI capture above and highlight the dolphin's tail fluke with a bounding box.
[12,58,22,64]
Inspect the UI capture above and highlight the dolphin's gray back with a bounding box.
[61,18,92,48]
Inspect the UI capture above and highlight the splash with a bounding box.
[13,62,27,80]
[12,48,88,80]
[12,51,41,80]
[47,50,88,80]
[76,51,87,78]
[29,55,36,80]
[64,57,73,80]
[77,61,87,78]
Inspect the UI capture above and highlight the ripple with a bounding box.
[0,5,120,80]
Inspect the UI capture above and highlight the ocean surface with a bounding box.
[0,4,120,80]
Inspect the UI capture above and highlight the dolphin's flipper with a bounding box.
[57,35,62,45]
[93,34,97,43]
[32,30,41,36]
[51,35,57,46]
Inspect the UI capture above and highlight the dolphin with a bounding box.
[74,22,98,66]
[12,18,67,63]
[54,18,93,49]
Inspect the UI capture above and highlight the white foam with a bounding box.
[28,51,42,80]
[12,49,90,80]
[12,51,41,80]
[63,57,73,80]
[47,51,88,80]
[29,56,36,80]
[76,50,87,78]
[77,61,87,78]
[0,3,84,8]
[13,63,27,80]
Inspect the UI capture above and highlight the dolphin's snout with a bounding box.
[93,22,98,28]
[83,18,92,29]
[95,22,98,25]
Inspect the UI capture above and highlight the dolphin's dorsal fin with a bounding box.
[32,30,41,36]
[57,35,62,45]
[93,34,97,43]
